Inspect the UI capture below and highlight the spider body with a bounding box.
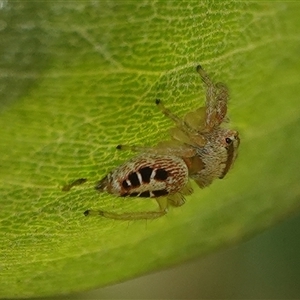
[64,65,240,220]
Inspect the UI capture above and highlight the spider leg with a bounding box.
[166,182,193,207]
[117,142,197,157]
[155,99,184,127]
[155,99,200,135]
[116,144,151,152]
[215,82,229,125]
[196,65,214,87]
[85,197,168,220]
[167,193,186,207]
[196,65,229,130]
[197,65,216,130]
[192,174,214,189]
[156,99,206,147]
[180,181,194,195]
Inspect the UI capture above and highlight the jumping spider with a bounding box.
[63,65,240,220]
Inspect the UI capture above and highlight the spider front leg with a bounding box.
[196,65,229,130]
[117,99,189,152]
[117,141,196,157]
[155,99,200,137]
[155,99,206,147]
[214,82,228,125]
[155,99,185,128]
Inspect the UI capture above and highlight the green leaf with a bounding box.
[1,1,300,298]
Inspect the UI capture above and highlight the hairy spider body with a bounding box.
[64,65,240,220]
[96,154,189,199]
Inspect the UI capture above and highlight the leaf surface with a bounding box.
[0,1,300,298]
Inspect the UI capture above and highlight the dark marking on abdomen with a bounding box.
[154,169,168,181]
[122,180,129,189]
[152,189,169,197]
[129,192,139,197]
[139,191,150,197]
[128,172,140,187]
[139,167,153,183]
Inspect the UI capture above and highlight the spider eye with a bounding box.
[225,137,232,144]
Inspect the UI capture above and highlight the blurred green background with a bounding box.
[63,214,300,299]
[1,1,300,299]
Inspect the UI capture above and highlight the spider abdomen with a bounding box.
[96,154,189,198]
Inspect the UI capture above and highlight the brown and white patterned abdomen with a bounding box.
[96,154,189,198]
